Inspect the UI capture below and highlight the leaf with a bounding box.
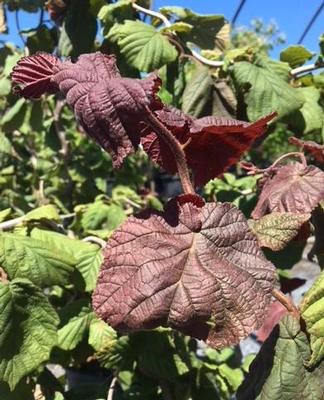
[0,98,27,133]
[107,20,178,72]
[141,107,275,186]
[280,45,313,68]
[0,278,59,390]
[0,233,75,287]
[81,202,126,231]
[88,317,117,352]
[0,132,12,155]
[182,65,213,117]
[300,271,324,366]
[24,26,56,54]
[251,212,310,251]
[30,228,102,292]
[252,163,324,219]
[93,195,276,348]
[0,208,11,223]
[58,0,97,57]
[0,379,34,400]
[237,315,324,400]
[23,204,60,222]
[10,52,60,99]
[57,299,94,351]
[289,137,324,164]
[160,7,225,49]
[232,57,303,120]
[290,87,323,134]
[98,0,134,35]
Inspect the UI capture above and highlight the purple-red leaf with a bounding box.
[93,195,276,348]
[252,162,324,219]
[141,108,276,186]
[10,52,61,98]
[289,137,324,164]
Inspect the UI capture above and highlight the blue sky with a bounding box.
[1,0,323,59]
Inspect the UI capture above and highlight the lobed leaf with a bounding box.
[300,271,324,367]
[93,195,276,348]
[251,212,310,251]
[289,136,324,164]
[237,315,324,400]
[0,279,59,390]
[252,163,324,219]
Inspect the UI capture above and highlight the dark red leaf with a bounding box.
[142,109,276,186]
[255,301,288,342]
[10,52,61,98]
[252,162,324,219]
[289,137,324,164]
[93,195,276,348]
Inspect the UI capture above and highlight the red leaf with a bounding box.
[252,162,324,219]
[255,301,288,342]
[289,137,324,164]
[142,108,276,186]
[93,195,276,348]
[10,52,60,98]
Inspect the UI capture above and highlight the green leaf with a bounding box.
[98,0,134,35]
[57,299,94,351]
[161,21,193,34]
[0,208,11,223]
[0,379,34,400]
[107,20,178,72]
[160,7,225,49]
[252,212,310,251]
[30,229,102,292]
[237,315,324,399]
[23,25,56,54]
[88,317,117,352]
[280,45,313,68]
[58,0,97,57]
[218,364,244,392]
[23,204,60,222]
[232,57,304,120]
[182,65,213,117]
[300,271,324,366]
[1,98,27,133]
[289,87,323,134]
[82,202,126,231]
[0,132,12,155]
[0,278,59,390]
[0,233,75,287]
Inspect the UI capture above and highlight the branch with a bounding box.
[145,107,194,194]
[107,376,117,400]
[290,61,324,77]
[0,213,76,231]
[131,2,224,68]
[83,236,106,248]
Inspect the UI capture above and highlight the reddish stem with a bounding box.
[272,288,299,317]
[145,107,194,194]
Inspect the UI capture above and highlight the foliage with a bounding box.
[0,1,323,399]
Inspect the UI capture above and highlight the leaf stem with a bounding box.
[145,107,194,194]
[272,288,299,317]
[290,60,324,77]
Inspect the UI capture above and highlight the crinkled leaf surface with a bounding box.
[232,57,303,120]
[57,299,94,351]
[108,20,178,72]
[0,233,75,287]
[142,107,275,186]
[252,163,324,219]
[93,195,276,348]
[300,271,324,367]
[0,278,59,390]
[252,212,310,251]
[289,136,324,164]
[237,315,324,400]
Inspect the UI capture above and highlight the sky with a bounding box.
[1,0,323,59]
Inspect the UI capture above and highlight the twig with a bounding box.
[272,288,299,317]
[83,236,106,248]
[145,107,194,194]
[53,99,69,159]
[107,376,117,400]
[0,213,76,231]
[131,2,224,68]
[290,61,324,77]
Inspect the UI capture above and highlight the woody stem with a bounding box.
[145,107,195,195]
[272,288,299,317]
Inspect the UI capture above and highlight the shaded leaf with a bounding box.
[24,26,56,55]
[252,212,310,251]
[23,204,60,222]
[142,107,275,186]
[182,65,213,117]
[237,315,324,400]
[98,0,134,35]
[252,163,324,219]
[108,20,178,72]
[0,279,58,390]
[280,45,313,68]
[232,57,303,120]
[88,317,117,352]
[93,195,276,348]
[255,300,288,342]
[57,299,94,351]
[300,271,324,366]
[0,233,75,287]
